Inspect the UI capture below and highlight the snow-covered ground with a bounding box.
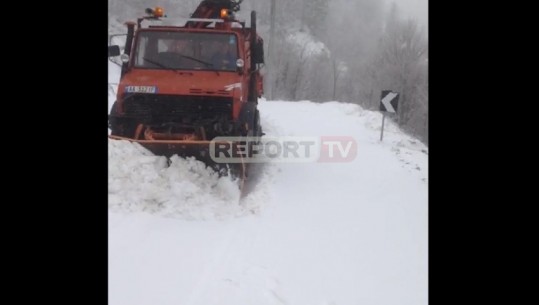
[108,63,428,305]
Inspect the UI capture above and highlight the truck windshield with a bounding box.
[134,31,239,72]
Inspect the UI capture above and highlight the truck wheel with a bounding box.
[254,110,262,138]
[239,102,257,137]
[109,102,135,137]
[109,102,121,135]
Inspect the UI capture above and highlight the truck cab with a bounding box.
[109,4,264,143]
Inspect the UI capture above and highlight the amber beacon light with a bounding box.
[220,8,232,19]
[145,7,165,18]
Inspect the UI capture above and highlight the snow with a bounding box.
[108,1,428,301]
[108,43,428,302]
[109,76,428,304]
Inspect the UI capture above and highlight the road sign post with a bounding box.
[380,112,386,141]
[379,90,399,142]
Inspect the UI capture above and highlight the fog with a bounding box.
[109,0,428,143]
[392,0,428,28]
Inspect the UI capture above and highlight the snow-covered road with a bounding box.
[109,84,428,304]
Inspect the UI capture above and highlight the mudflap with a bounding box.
[109,135,247,192]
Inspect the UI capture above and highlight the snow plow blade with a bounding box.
[108,135,246,189]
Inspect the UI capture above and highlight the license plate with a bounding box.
[125,86,157,93]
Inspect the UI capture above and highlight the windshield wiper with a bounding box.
[178,55,220,75]
[177,54,213,68]
[143,57,172,70]
[143,56,218,75]
[143,57,193,75]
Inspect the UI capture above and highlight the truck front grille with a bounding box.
[123,94,233,121]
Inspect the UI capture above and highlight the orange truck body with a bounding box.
[109,0,264,180]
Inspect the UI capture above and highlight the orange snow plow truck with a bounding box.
[108,0,264,184]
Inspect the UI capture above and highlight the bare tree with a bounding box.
[266,0,277,100]
[369,5,428,142]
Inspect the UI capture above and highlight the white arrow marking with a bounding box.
[381,92,398,113]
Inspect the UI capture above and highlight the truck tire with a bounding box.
[109,102,135,137]
[238,102,257,137]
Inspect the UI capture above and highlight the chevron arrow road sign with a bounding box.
[380,90,399,113]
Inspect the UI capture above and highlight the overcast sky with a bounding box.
[391,0,428,29]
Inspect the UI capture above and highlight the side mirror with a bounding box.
[254,40,264,64]
[109,45,121,57]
